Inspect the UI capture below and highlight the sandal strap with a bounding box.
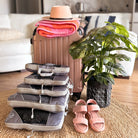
[73,117,88,126]
[75,99,86,105]
[87,104,100,112]
[91,118,104,124]
[73,105,87,113]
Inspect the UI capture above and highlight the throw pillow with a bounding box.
[83,16,92,36]
[85,15,116,35]
[0,28,24,41]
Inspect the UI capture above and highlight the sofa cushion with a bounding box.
[0,28,24,40]
[86,13,131,34]
[0,38,32,57]
[0,14,11,29]
[84,15,116,35]
[73,13,131,34]
[10,14,46,38]
[0,55,32,72]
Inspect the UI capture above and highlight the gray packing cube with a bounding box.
[8,92,69,112]
[25,63,70,76]
[5,108,65,131]
[24,73,69,86]
[17,83,69,97]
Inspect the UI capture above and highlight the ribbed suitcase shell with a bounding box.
[33,32,83,93]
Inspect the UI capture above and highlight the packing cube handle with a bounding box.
[38,67,53,77]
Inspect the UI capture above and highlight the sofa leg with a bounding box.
[114,75,130,79]
[18,69,27,73]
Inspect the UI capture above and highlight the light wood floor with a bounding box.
[0,59,138,114]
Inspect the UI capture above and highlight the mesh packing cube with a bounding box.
[17,83,69,97]
[5,108,65,131]
[8,92,69,112]
[24,74,69,86]
[25,63,70,76]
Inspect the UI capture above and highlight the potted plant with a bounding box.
[69,22,138,108]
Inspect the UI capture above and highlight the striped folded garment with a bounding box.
[35,20,80,38]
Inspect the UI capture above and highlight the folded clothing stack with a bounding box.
[35,20,80,38]
[5,63,72,131]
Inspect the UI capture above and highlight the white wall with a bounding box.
[0,0,134,14]
[0,0,16,14]
[43,0,133,13]
[0,0,10,14]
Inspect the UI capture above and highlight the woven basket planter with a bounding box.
[87,77,112,108]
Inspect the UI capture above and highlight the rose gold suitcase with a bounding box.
[32,31,83,99]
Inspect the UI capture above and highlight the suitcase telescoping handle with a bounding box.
[38,68,53,77]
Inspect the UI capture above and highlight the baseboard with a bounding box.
[17,69,27,73]
[114,75,130,79]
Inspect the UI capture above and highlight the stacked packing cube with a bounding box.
[5,63,72,131]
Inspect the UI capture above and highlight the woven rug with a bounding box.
[0,89,138,138]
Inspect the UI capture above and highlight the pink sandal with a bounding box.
[73,99,88,133]
[87,99,105,132]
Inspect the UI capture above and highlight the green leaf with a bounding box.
[104,62,127,76]
[95,72,114,85]
[111,22,129,37]
[69,43,87,59]
[82,55,96,64]
[115,54,131,61]
[103,47,134,53]
[84,70,95,82]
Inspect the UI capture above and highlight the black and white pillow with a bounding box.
[84,15,116,35]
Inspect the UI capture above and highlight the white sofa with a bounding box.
[0,13,137,76]
[0,14,45,72]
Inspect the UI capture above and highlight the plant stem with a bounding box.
[100,49,103,72]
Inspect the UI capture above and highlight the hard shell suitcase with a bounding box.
[33,31,83,97]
